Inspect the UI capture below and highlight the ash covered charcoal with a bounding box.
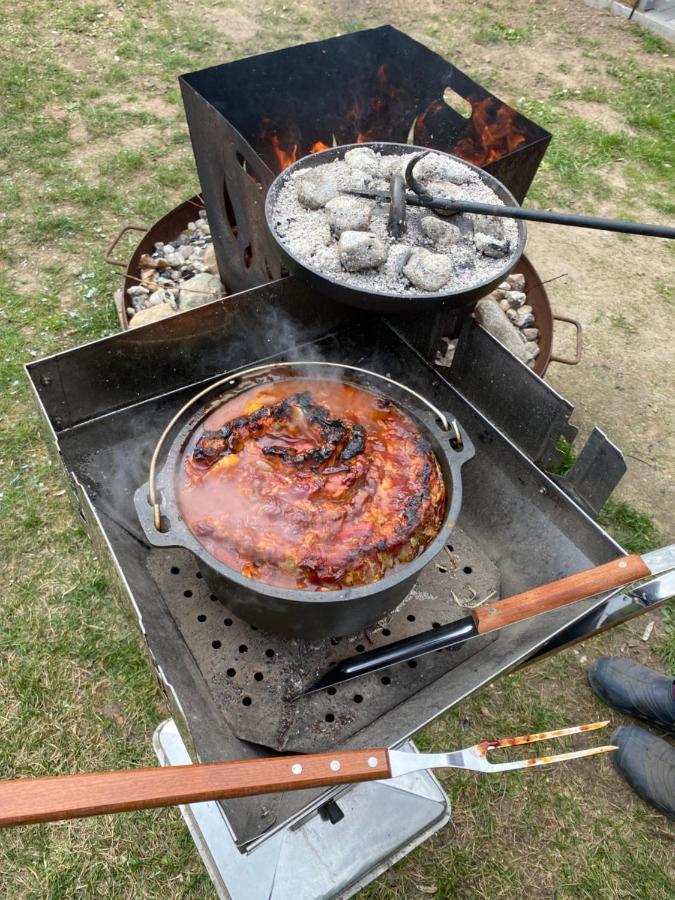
[414,152,472,185]
[471,214,505,241]
[403,248,453,292]
[338,231,387,272]
[309,245,342,274]
[474,232,511,259]
[325,195,372,236]
[421,216,462,247]
[424,181,464,215]
[384,243,412,276]
[344,146,381,175]
[271,147,520,296]
[296,171,339,209]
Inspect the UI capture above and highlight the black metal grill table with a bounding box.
[27,277,648,896]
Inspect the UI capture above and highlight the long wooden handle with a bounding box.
[0,749,391,828]
[474,553,650,633]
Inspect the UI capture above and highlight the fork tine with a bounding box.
[479,719,610,755]
[483,744,618,773]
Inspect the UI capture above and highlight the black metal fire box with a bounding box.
[179,26,551,294]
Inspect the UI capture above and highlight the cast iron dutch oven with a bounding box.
[135,361,474,639]
[265,142,527,314]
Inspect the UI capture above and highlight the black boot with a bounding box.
[588,656,674,736]
[610,725,675,820]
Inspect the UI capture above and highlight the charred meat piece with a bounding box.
[193,391,362,469]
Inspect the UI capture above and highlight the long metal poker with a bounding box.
[339,152,675,240]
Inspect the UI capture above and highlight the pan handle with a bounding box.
[550,314,582,366]
[105,224,148,268]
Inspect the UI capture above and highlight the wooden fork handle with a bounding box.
[474,553,650,633]
[0,749,391,828]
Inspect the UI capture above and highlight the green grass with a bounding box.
[599,498,662,556]
[0,0,674,896]
[475,20,531,45]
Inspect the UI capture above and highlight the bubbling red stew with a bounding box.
[177,379,445,591]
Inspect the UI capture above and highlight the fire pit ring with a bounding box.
[107,201,581,376]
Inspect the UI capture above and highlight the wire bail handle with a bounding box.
[148,361,453,531]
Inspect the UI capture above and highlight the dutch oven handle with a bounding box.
[105,224,148,268]
[550,314,582,366]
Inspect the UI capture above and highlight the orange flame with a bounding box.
[270,134,299,169]
[309,140,330,153]
[453,97,527,166]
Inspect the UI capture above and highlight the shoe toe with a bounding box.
[611,725,675,820]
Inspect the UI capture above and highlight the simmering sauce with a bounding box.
[176,379,445,591]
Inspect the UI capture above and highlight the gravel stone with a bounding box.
[474,298,537,363]
[403,248,453,292]
[338,231,387,272]
[523,327,540,341]
[512,305,535,328]
[202,243,219,274]
[506,290,527,308]
[325,195,372,236]
[179,272,223,310]
[128,304,176,328]
[507,272,526,291]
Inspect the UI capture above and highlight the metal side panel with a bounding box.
[25,278,360,431]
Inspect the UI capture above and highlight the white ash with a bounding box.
[338,231,387,271]
[125,209,225,323]
[421,217,461,247]
[325,195,372,236]
[271,149,520,296]
[297,171,339,209]
[403,248,454,292]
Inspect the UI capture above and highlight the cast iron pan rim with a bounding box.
[265,141,527,303]
[137,373,474,605]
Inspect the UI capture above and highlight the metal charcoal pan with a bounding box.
[135,361,474,639]
[265,142,527,314]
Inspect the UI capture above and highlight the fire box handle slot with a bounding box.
[105,224,148,268]
[148,362,450,530]
[550,315,582,366]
